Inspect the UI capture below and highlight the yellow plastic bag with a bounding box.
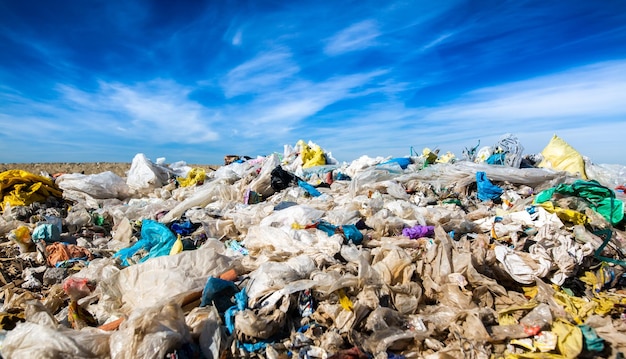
[422,148,438,165]
[177,168,206,187]
[298,140,326,168]
[537,202,588,225]
[337,289,353,311]
[8,226,33,253]
[169,235,183,255]
[553,319,583,358]
[538,135,587,179]
[0,170,63,210]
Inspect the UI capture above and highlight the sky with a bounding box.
[1,0,626,166]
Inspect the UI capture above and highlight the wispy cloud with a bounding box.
[420,32,455,51]
[221,48,300,97]
[220,69,389,135]
[0,79,220,153]
[59,80,220,143]
[324,20,381,56]
[421,60,626,125]
[283,60,626,163]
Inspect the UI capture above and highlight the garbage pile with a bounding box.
[0,135,625,359]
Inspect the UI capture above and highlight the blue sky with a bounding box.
[1,0,625,165]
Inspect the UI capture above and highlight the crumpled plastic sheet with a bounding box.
[99,240,236,316]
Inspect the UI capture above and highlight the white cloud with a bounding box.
[420,32,454,51]
[283,60,626,164]
[324,20,381,56]
[221,48,300,97]
[232,29,243,46]
[65,80,220,143]
[421,61,626,125]
[0,79,220,152]
[222,70,388,135]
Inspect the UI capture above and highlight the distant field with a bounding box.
[0,163,220,178]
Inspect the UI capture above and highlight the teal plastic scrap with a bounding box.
[578,324,604,352]
[113,219,177,266]
[534,180,624,225]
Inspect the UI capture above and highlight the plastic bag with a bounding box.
[126,153,171,192]
[245,255,316,305]
[186,306,225,359]
[494,245,550,284]
[110,301,191,359]
[538,135,588,179]
[248,154,281,199]
[177,167,206,187]
[260,204,325,228]
[8,225,33,253]
[494,133,525,168]
[114,219,178,266]
[476,171,503,201]
[0,169,63,210]
[56,171,130,199]
[32,223,61,243]
[584,159,626,189]
[297,140,327,169]
[158,183,239,223]
[100,240,235,315]
[1,322,111,358]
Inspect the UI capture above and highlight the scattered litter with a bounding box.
[0,134,625,358]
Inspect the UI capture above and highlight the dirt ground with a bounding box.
[0,163,219,178]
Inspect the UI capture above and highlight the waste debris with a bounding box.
[0,135,625,359]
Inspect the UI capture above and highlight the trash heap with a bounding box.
[0,135,625,359]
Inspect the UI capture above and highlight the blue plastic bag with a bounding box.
[114,220,177,266]
[476,171,503,201]
[381,157,411,169]
[298,180,322,197]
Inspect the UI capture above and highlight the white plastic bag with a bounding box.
[57,171,130,199]
[110,302,191,359]
[126,153,171,192]
[1,322,111,358]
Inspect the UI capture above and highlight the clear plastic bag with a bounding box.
[110,301,191,359]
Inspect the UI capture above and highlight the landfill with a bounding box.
[0,134,625,359]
